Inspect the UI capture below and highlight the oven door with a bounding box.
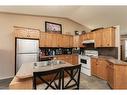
[80,56,91,69]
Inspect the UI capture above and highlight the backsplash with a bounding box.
[97,47,118,58]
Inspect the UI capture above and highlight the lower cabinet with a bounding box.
[91,58,97,76]
[107,63,114,88]
[56,55,78,65]
[91,57,127,89]
[91,58,108,80]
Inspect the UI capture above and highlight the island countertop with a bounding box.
[9,60,73,89]
[16,60,73,79]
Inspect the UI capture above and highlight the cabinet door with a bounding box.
[62,35,70,47]
[65,55,72,64]
[45,33,52,47]
[69,36,73,47]
[97,59,108,80]
[79,35,84,47]
[96,59,108,80]
[107,63,114,88]
[94,30,103,47]
[57,34,63,47]
[51,34,57,47]
[87,32,94,40]
[40,32,46,47]
[15,28,28,38]
[102,28,115,47]
[72,55,78,65]
[73,36,79,47]
[91,58,97,76]
[56,55,65,61]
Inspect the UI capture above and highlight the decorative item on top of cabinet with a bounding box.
[14,26,40,39]
[45,21,62,34]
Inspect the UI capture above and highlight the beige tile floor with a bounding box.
[79,73,110,89]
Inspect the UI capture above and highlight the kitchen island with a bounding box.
[9,60,73,89]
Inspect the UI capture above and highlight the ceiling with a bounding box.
[0,6,127,35]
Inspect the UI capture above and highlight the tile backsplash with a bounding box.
[97,47,118,58]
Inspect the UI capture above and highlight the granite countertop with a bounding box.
[92,55,127,65]
[16,60,73,79]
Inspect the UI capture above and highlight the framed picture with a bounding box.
[45,21,62,34]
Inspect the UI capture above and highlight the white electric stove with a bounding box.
[79,50,98,76]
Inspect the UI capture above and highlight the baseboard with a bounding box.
[0,76,14,81]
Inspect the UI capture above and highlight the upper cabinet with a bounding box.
[40,32,46,47]
[102,27,115,47]
[39,32,73,47]
[14,26,116,48]
[14,27,40,39]
[94,27,115,47]
[73,36,79,47]
[79,27,116,48]
[79,32,94,47]
[94,29,103,47]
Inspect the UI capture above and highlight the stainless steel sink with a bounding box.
[33,60,64,67]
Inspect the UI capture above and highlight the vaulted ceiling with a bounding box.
[0,6,127,35]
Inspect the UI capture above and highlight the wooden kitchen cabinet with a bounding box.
[94,29,103,47]
[79,34,84,47]
[94,27,115,47]
[40,33,73,47]
[73,36,79,47]
[102,27,115,47]
[62,35,70,47]
[97,59,108,80]
[84,32,94,40]
[69,36,73,47]
[40,32,46,47]
[72,55,78,65]
[91,58,108,80]
[14,27,40,39]
[56,55,72,64]
[107,62,114,88]
[79,32,94,47]
[108,64,127,89]
[56,55,78,65]
[92,57,127,89]
[40,33,60,47]
[91,58,97,76]
[57,34,63,47]
[51,33,58,47]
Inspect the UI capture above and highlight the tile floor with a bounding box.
[80,73,110,89]
[0,73,111,89]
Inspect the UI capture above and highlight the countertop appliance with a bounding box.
[16,39,39,73]
[79,50,98,76]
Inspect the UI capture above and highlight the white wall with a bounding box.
[0,13,90,80]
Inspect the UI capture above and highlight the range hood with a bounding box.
[82,40,95,44]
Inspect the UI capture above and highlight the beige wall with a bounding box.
[0,13,90,79]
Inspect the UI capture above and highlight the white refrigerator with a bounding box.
[16,39,39,73]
